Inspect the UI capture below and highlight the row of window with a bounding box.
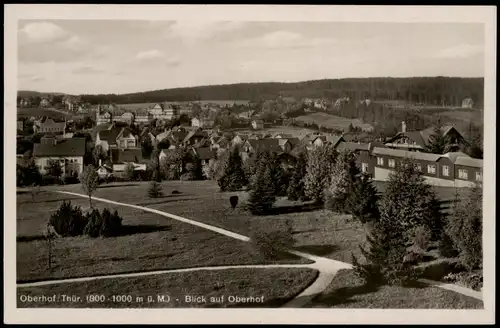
[374,157,482,181]
[41,127,64,132]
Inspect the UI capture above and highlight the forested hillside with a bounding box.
[53,77,483,107]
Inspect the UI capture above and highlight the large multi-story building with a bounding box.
[148,103,180,121]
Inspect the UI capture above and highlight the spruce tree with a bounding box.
[352,158,442,285]
[324,150,360,213]
[346,172,380,224]
[425,125,452,154]
[247,153,276,215]
[287,150,308,201]
[217,147,248,191]
[268,152,288,197]
[303,144,337,204]
[148,181,164,198]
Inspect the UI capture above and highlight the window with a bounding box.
[442,165,450,177]
[361,162,368,173]
[458,169,468,180]
[388,159,396,168]
[416,163,422,171]
[476,171,482,182]
[377,157,384,166]
[427,164,436,174]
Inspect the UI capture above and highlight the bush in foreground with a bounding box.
[147,181,164,198]
[48,201,87,237]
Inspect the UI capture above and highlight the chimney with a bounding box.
[401,121,407,133]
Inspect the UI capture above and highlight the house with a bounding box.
[335,141,374,174]
[241,138,283,155]
[273,133,293,139]
[96,111,113,125]
[62,95,82,111]
[113,112,135,125]
[191,117,215,129]
[140,126,157,145]
[231,134,248,146]
[33,136,86,176]
[96,126,138,152]
[109,148,146,174]
[96,162,113,179]
[39,97,52,108]
[183,130,209,146]
[148,103,180,120]
[192,147,217,168]
[252,119,264,130]
[135,111,154,124]
[370,147,482,188]
[462,97,474,109]
[35,118,66,134]
[210,136,231,153]
[385,122,466,152]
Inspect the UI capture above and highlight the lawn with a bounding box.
[295,112,374,131]
[17,188,309,282]
[308,270,483,309]
[17,268,318,308]
[52,181,367,264]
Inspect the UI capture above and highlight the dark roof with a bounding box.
[33,138,86,157]
[98,127,122,144]
[336,141,370,152]
[170,131,189,143]
[194,147,217,160]
[247,138,283,153]
[110,148,143,164]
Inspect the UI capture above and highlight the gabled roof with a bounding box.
[170,130,189,143]
[336,141,371,152]
[110,148,143,164]
[193,147,217,160]
[453,156,482,168]
[40,118,65,128]
[246,138,283,153]
[33,138,86,157]
[372,147,442,162]
[439,151,471,163]
[98,127,122,144]
[116,127,136,140]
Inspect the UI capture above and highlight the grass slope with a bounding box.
[17,268,318,308]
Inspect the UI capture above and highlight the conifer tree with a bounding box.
[287,150,308,201]
[425,125,452,154]
[147,181,164,198]
[303,144,337,204]
[247,153,276,215]
[217,147,248,191]
[324,150,360,212]
[346,172,380,224]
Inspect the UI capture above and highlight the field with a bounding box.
[17,107,75,120]
[117,100,250,111]
[309,269,483,309]
[295,112,374,132]
[16,180,483,308]
[229,125,318,138]
[17,188,309,282]
[18,268,318,308]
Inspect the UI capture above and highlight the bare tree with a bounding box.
[80,165,99,208]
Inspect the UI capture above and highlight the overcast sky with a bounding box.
[17,20,485,95]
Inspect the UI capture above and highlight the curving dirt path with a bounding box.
[17,191,482,305]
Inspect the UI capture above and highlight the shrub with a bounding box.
[100,209,123,237]
[148,181,164,198]
[250,229,294,259]
[48,201,87,237]
[409,225,432,251]
[415,258,461,281]
[84,209,103,238]
[443,272,483,291]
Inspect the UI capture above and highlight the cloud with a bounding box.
[72,65,104,75]
[133,50,181,67]
[164,21,247,41]
[234,30,337,49]
[136,49,165,60]
[434,44,484,59]
[19,21,69,43]
[30,75,44,82]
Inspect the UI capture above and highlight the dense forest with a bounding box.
[21,77,483,108]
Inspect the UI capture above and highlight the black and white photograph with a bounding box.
[4,4,496,325]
